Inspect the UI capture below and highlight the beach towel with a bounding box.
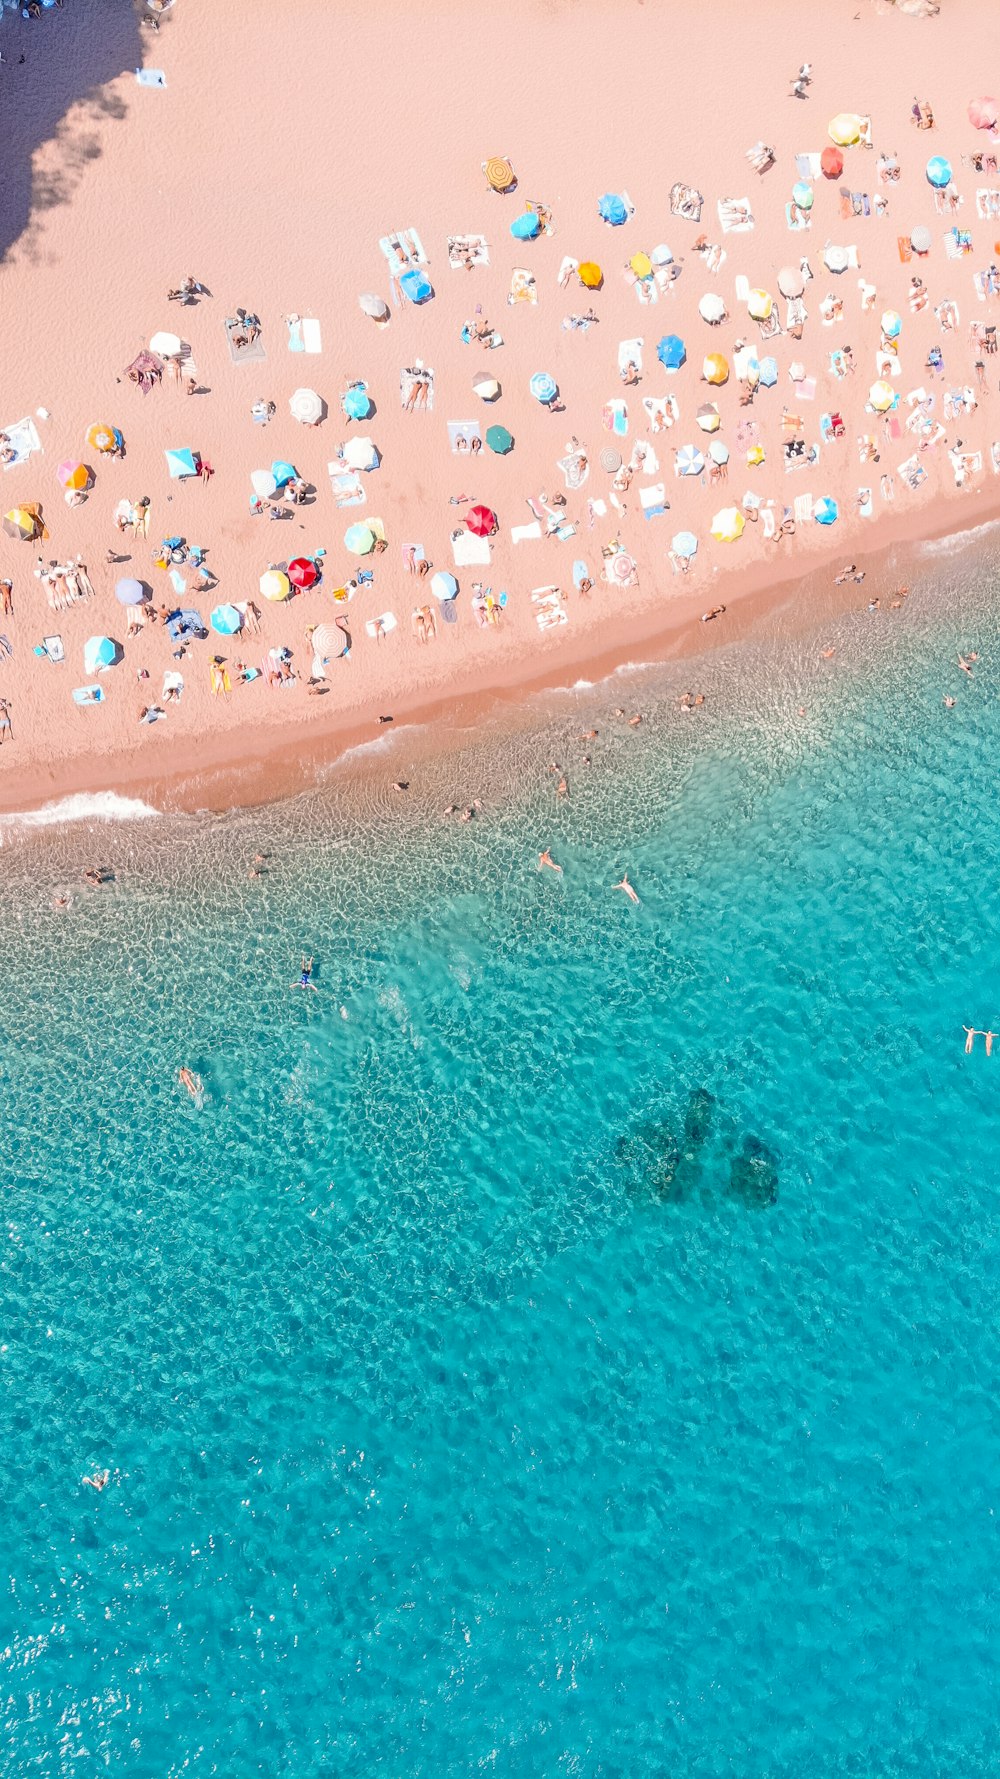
[634,275,658,305]
[793,493,814,525]
[898,454,926,490]
[328,467,366,507]
[617,338,644,376]
[135,68,166,88]
[557,255,579,288]
[380,229,428,300]
[448,234,489,270]
[0,416,41,468]
[786,203,811,232]
[718,196,754,233]
[602,400,628,436]
[557,449,590,490]
[400,363,435,410]
[639,482,667,518]
[511,522,543,544]
[41,634,64,662]
[72,685,104,705]
[669,183,703,222]
[125,604,146,636]
[858,279,877,311]
[451,531,491,566]
[976,189,1000,221]
[630,440,659,476]
[760,505,777,539]
[366,612,398,639]
[447,420,482,453]
[992,442,1000,475]
[795,152,822,179]
[286,315,304,352]
[858,487,874,517]
[301,318,322,354]
[225,317,266,364]
[641,395,678,432]
[508,267,537,305]
[785,298,808,333]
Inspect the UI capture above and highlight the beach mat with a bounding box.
[224,319,266,365]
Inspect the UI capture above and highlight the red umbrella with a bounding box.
[969,96,999,132]
[288,556,318,589]
[820,146,844,179]
[466,504,497,537]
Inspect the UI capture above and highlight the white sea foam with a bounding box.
[614,659,658,677]
[0,791,160,832]
[919,517,1000,558]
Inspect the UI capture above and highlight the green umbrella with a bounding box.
[486,424,513,455]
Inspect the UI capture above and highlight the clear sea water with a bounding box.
[3,536,1000,1777]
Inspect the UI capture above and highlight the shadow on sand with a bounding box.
[0,0,154,265]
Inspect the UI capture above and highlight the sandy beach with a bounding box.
[0,0,994,814]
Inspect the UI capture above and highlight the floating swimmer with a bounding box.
[292,955,318,991]
[82,1469,109,1492]
[178,1067,203,1100]
[612,873,641,906]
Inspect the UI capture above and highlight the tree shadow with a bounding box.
[0,0,152,265]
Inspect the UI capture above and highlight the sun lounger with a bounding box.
[511,522,543,543]
[717,196,754,233]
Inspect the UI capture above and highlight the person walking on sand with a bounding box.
[612,873,641,906]
[0,579,11,616]
[539,849,562,874]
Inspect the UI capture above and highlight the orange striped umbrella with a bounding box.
[484,157,514,192]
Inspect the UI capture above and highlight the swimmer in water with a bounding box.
[538,849,562,873]
[612,873,640,906]
[987,1030,997,1057]
[964,1025,976,1054]
[82,1469,109,1491]
[293,955,318,990]
[958,653,978,676]
[178,1067,201,1099]
[943,695,956,708]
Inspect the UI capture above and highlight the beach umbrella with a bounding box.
[709,440,730,464]
[271,460,297,489]
[699,292,726,323]
[342,385,370,421]
[430,571,458,600]
[828,112,862,146]
[657,333,686,370]
[777,265,805,298]
[466,504,497,537]
[149,330,183,357]
[251,469,278,498]
[759,357,778,388]
[881,309,902,339]
[746,444,765,466]
[211,602,242,635]
[910,224,932,254]
[165,446,197,478]
[869,379,895,411]
[696,403,721,433]
[359,292,391,322]
[342,436,379,470]
[927,155,953,188]
[289,387,323,425]
[630,251,653,279]
[702,353,729,385]
[344,521,375,555]
[600,447,622,472]
[814,496,839,525]
[510,210,541,239]
[86,422,117,454]
[710,506,744,543]
[969,96,999,131]
[400,268,432,303]
[747,288,773,319]
[311,620,348,661]
[83,635,118,673]
[484,156,515,192]
[486,424,513,454]
[672,530,698,558]
[598,193,628,226]
[610,551,636,584]
[823,244,849,273]
[789,360,806,382]
[529,371,558,405]
[288,557,319,589]
[675,444,705,476]
[115,576,144,605]
[2,507,36,540]
[259,569,290,601]
[578,261,603,289]
[821,146,845,179]
[791,181,814,211]
[473,374,501,400]
[57,460,91,491]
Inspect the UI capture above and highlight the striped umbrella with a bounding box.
[288,557,318,589]
[672,531,698,558]
[529,372,558,405]
[466,505,497,537]
[484,157,515,192]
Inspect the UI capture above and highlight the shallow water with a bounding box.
[3,540,1000,1776]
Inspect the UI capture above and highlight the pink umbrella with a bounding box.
[969,96,999,131]
[466,504,497,537]
[611,552,636,584]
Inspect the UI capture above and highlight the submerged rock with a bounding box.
[728,1134,779,1207]
[682,1086,714,1153]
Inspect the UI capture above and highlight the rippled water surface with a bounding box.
[3,545,1000,1776]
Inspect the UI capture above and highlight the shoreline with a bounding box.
[1,481,996,823]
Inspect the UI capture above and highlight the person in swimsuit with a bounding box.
[82,1469,109,1492]
[612,873,641,906]
[293,956,318,991]
[538,849,562,873]
[179,1067,201,1098]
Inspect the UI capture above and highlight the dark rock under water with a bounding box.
[728,1134,780,1208]
[618,1090,778,1208]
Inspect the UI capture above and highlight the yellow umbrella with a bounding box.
[696,404,721,433]
[86,423,117,454]
[630,251,652,279]
[702,353,729,386]
[747,288,773,320]
[869,380,894,412]
[3,506,37,540]
[259,569,290,602]
[579,261,603,289]
[484,156,515,192]
[747,444,766,466]
[711,506,745,543]
[828,112,862,146]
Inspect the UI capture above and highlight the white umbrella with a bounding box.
[709,440,730,464]
[823,245,849,274]
[342,436,378,471]
[698,293,726,323]
[251,469,278,498]
[149,330,183,357]
[289,387,323,424]
[789,361,806,383]
[472,374,501,400]
[777,265,805,298]
[359,293,390,322]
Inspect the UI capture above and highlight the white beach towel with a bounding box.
[717,196,754,234]
[557,255,579,288]
[328,466,366,507]
[641,395,678,432]
[366,612,398,638]
[640,482,667,516]
[793,493,814,524]
[795,152,822,179]
[511,522,543,543]
[858,487,873,517]
[447,420,482,453]
[0,416,41,468]
[508,268,537,305]
[734,274,750,302]
[301,319,322,354]
[452,532,491,566]
[447,234,489,269]
[617,338,644,375]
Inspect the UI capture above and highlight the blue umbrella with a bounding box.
[758,356,779,388]
[672,530,698,558]
[211,603,242,635]
[529,372,558,405]
[83,635,118,673]
[926,155,953,188]
[814,496,839,525]
[510,211,541,240]
[165,446,197,479]
[675,444,705,477]
[657,334,686,370]
[598,193,628,226]
[271,460,297,489]
[791,180,814,210]
[400,268,432,303]
[343,385,370,420]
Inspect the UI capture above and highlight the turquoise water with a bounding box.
[4,540,1000,1775]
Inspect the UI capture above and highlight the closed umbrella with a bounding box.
[927,155,953,188]
[598,193,628,225]
[288,557,318,589]
[869,380,895,412]
[342,436,378,470]
[699,292,726,323]
[657,334,686,370]
[86,422,117,454]
[969,96,999,132]
[259,569,290,601]
[251,469,278,498]
[777,265,805,298]
[747,288,773,319]
[710,507,744,542]
[672,530,698,558]
[115,577,145,605]
[709,440,730,464]
[486,424,513,454]
[165,447,197,478]
[472,374,500,400]
[466,504,497,537]
[814,496,839,525]
[828,112,862,146]
[578,261,603,289]
[821,146,844,179]
[57,460,91,490]
[359,293,391,322]
[791,181,814,210]
[675,445,705,476]
[484,156,515,192]
[881,309,902,339]
[529,372,558,404]
[271,460,297,489]
[290,387,323,424]
[511,210,541,239]
[344,522,375,555]
[211,603,242,635]
[342,385,371,420]
[702,353,729,385]
[910,225,932,254]
[84,635,118,673]
[696,403,721,433]
[430,571,458,600]
[3,507,37,540]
